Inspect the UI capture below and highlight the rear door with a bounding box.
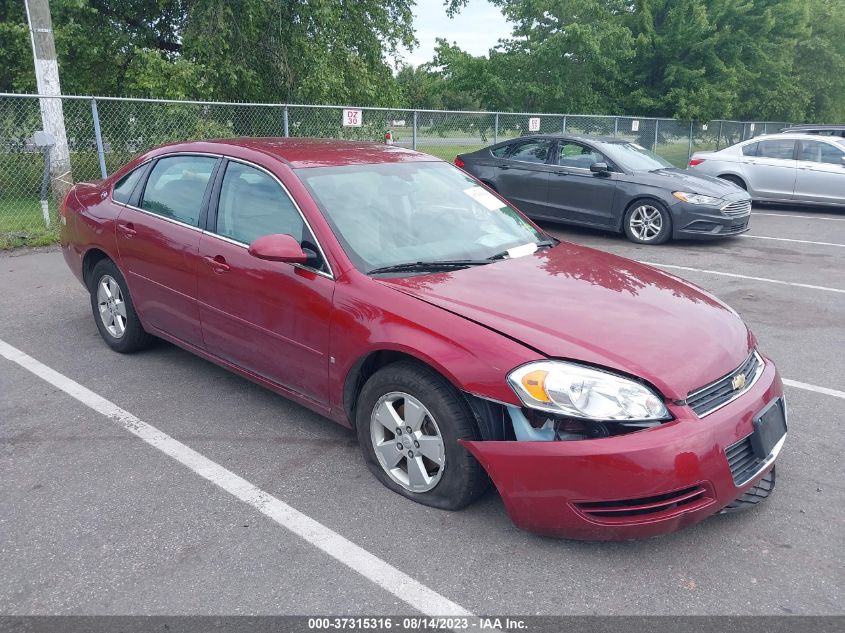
[793,139,845,204]
[196,158,334,405]
[542,140,618,227]
[493,139,554,215]
[115,154,219,347]
[740,139,797,199]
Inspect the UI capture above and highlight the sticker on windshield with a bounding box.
[463,186,504,210]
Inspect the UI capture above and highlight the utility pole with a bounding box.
[25,0,72,207]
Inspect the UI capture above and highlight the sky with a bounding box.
[399,0,512,67]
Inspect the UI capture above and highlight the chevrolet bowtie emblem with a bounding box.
[732,373,747,391]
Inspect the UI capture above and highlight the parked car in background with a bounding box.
[60,138,785,540]
[779,124,845,138]
[688,134,845,207]
[456,135,752,245]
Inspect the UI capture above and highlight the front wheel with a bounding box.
[355,361,488,510]
[623,201,672,244]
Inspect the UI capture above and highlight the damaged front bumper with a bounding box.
[462,360,785,540]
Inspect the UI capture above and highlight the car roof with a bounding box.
[149,137,440,168]
[509,134,630,145]
[742,133,844,142]
[782,124,845,131]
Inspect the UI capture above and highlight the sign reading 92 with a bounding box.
[343,109,363,127]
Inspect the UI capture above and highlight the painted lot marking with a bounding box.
[0,338,473,619]
[752,212,845,222]
[742,235,845,248]
[640,261,845,295]
[783,379,845,400]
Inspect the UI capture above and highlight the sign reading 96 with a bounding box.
[343,109,363,127]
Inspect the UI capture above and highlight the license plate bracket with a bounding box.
[750,398,787,459]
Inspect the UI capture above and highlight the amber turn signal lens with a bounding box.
[520,370,550,402]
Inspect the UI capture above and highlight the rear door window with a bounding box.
[112,166,144,203]
[140,155,217,226]
[756,140,796,160]
[741,142,758,157]
[507,140,552,164]
[490,144,513,158]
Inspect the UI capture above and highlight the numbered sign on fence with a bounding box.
[343,109,363,127]
[631,120,640,132]
[528,117,541,132]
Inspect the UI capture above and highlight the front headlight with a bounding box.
[507,361,670,421]
[672,191,723,206]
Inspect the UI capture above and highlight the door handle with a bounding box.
[117,222,136,237]
[204,255,231,273]
[554,170,569,176]
[499,165,511,170]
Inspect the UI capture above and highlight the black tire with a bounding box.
[355,361,489,510]
[89,258,155,353]
[623,200,672,245]
[719,174,747,191]
[720,466,776,514]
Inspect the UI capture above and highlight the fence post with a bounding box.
[653,119,659,152]
[717,120,723,150]
[687,120,694,164]
[412,110,418,150]
[614,117,618,137]
[91,98,108,180]
[283,106,289,137]
[562,115,567,132]
[494,113,499,144]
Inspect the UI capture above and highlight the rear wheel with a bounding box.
[89,259,154,353]
[719,174,747,190]
[355,361,488,510]
[623,201,672,244]
[720,466,776,513]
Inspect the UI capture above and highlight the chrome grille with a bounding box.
[721,199,752,217]
[686,352,764,417]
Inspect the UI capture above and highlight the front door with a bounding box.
[115,154,219,347]
[793,140,845,204]
[196,159,334,405]
[543,140,618,227]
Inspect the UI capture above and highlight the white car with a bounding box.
[688,134,845,207]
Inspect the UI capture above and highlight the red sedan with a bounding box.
[60,138,786,540]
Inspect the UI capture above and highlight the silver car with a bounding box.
[688,134,845,207]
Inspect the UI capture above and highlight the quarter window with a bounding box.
[756,140,796,160]
[798,140,845,165]
[508,140,552,164]
[490,144,512,158]
[215,161,305,245]
[141,156,217,226]
[112,166,144,204]
[741,142,758,157]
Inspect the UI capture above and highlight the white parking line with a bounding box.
[640,261,845,294]
[742,235,845,248]
[752,212,845,222]
[0,338,473,619]
[783,379,845,400]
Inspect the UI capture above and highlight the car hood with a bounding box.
[632,168,748,198]
[379,243,752,400]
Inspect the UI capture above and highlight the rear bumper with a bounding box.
[462,359,784,540]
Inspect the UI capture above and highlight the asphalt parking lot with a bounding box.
[1,205,843,617]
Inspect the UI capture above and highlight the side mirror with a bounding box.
[590,162,610,174]
[248,233,308,264]
[841,157,845,167]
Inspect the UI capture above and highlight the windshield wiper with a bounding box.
[368,260,489,275]
[486,239,559,261]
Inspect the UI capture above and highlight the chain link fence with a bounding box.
[0,93,791,248]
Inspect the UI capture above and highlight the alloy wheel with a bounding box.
[629,205,664,241]
[369,391,445,493]
[96,275,127,338]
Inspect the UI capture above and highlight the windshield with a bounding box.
[296,162,546,273]
[596,142,674,171]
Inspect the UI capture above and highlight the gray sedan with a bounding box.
[456,134,751,244]
[688,134,845,207]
